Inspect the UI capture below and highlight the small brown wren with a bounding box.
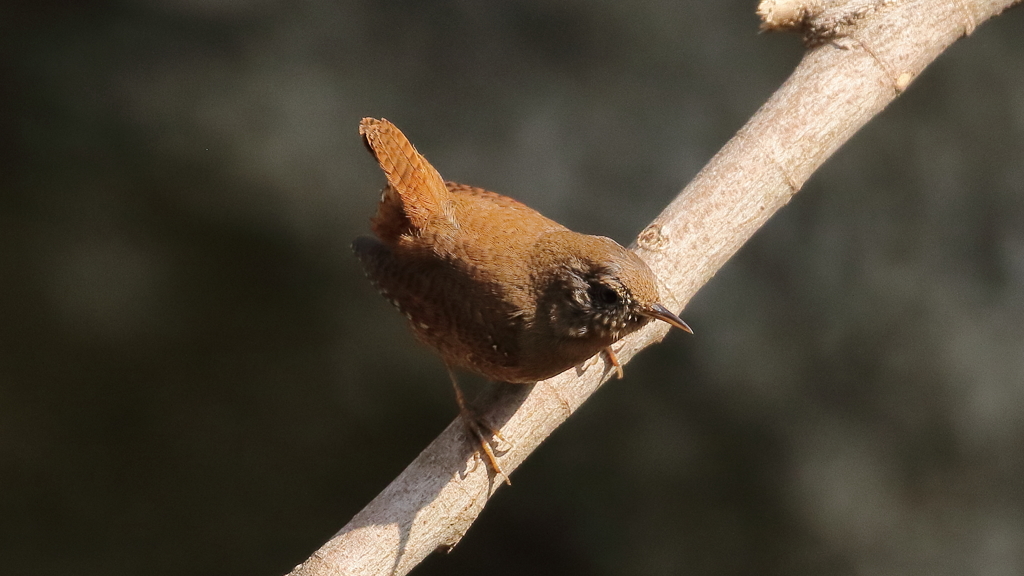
[354,118,691,482]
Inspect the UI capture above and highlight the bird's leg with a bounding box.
[448,368,511,486]
[603,346,625,380]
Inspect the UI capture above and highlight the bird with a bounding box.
[353,117,691,484]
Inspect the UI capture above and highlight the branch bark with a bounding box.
[289,1,1021,574]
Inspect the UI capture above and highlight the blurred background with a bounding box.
[4,1,1024,574]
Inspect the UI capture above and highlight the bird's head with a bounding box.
[534,233,692,343]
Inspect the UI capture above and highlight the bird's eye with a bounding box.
[589,283,620,306]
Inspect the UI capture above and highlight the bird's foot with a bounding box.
[604,346,625,379]
[460,410,511,486]
[450,368,511,485]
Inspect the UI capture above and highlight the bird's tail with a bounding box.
[360,118,453,240]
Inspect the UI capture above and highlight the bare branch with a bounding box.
[288,1,1021,574]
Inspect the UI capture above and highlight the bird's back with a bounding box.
[355,181,567,382]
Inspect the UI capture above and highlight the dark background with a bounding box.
[5,1,1024,575]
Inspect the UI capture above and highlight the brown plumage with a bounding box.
[353,118,691,482]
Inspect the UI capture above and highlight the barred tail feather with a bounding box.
[359,118,451,234]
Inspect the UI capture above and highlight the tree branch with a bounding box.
[288,1,1021,574]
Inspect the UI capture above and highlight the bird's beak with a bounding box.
[643,303,694,334]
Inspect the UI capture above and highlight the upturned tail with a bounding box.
[360,118,452,240]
